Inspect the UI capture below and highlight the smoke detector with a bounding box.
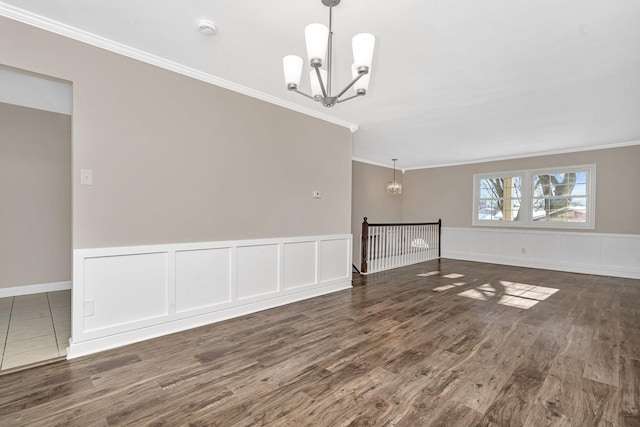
[198,20,217,36]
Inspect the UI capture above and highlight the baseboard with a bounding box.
[67,280,351,359]
[0,280,71,298]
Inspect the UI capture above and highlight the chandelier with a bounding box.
[282,0,375,108]
[387,159,402,195]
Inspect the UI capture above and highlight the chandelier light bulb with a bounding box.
[352,33,375,71]
[305,23,329,66]
[283,55,303,88]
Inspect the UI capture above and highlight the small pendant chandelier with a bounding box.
[387,159,402,195]
[282,0,375,108]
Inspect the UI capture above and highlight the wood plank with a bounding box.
[620,357,640,427]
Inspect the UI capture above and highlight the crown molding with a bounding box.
[0,3,359,133]
[355,140,640,172]
[400,139,640,171]
[352,157,406,172]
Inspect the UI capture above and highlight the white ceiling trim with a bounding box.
[352,157,402,172]
[402,140,640,171]
[0,2,359,132]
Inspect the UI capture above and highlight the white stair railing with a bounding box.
[360,218,441,274]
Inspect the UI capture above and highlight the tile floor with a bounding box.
[0,290,71,370]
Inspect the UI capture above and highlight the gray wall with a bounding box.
[402,145,640,234]
[351,160,403,264]
[0,17,352,250]
[0,102,71,288]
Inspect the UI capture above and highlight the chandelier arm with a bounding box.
[334,70,367,100]
[313,65,328,98]
[336,92,364,103]
[290,88,318,101]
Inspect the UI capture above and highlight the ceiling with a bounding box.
[1,0,639,169]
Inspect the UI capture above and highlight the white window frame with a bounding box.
[473,164,596,229]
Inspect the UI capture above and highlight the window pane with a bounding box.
[567,198,587,222]
[533,175,550,197]
[534,172,582,197]
[479,187,494,198]
[572,183,587,196]
[505,177,521,198]
[502,201,520,222]
[531,197,586,222]
[478,207,503,221]
[532,199,546,221]
[488,200,500,209]
[477,176,521,222]
[575,171,588,184]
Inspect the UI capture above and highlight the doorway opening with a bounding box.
[0,65,72,372]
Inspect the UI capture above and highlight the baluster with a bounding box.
[431,224,434,260]
[388,226,392,269]
[409,226,413,267]
[367,227,371,272]
[400,226,404,267]
[389,226,393,269]
[385,226,389,270]
[393,226,398,268]
[413,226,420,262]
[373,227,380,271]
[424,225,428,262]
[378,227,385,271]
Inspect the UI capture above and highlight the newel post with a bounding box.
[438,218,442,258]
[361,217,369,273]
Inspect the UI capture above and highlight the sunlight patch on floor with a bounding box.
[433,281,467,292]
[433,285,457,292]
[417,271,440,277]
[457,281,558,309]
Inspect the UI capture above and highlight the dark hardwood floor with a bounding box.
[1,259,639,426]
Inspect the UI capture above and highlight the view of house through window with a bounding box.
[473,165,595,228]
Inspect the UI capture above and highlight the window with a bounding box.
[473,165,595,229]
[532,170,589,225]
[478,175,522,222]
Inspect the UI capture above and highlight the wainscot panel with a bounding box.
[283,241,317,290]
[175,248,232,313]
[69,234,352,358]
[442,227,640,279]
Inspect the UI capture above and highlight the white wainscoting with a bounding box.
[69,234,352,358]
[442,227,640,279]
